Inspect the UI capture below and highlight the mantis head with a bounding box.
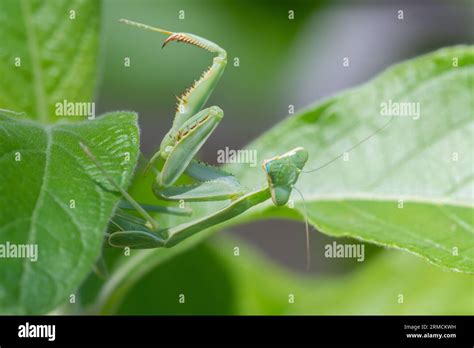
[262,147,309,206]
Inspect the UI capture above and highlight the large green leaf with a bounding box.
[91,236,474,315]
[224,46,474,273]
[0,111,139,314]
[0,0,100,124]
[90,47,473,305]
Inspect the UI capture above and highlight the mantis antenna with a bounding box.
[293,186,310,270]
[302,115,394,174]
[295,115,394,270]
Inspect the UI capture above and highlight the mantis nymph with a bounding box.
[82,19,393,269]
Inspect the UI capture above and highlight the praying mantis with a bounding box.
[82,19,393,268]
[81,19,311,264]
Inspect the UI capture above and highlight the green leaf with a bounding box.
[91,236,474,315]
[0,111,139,314]
[0,0,100,124]
[225,46,474,273]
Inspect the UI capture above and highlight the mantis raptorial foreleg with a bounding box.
[120,19,235,201]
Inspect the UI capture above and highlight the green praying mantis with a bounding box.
[81,18,309,257]
[81,19,393,269]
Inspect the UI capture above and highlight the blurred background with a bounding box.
[95,0,473,274]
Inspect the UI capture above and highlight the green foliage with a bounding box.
[0,1,141,314]
[0,112,139,314]
[0,0,100,124]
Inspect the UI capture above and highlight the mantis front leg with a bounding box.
[121,19,234,201]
